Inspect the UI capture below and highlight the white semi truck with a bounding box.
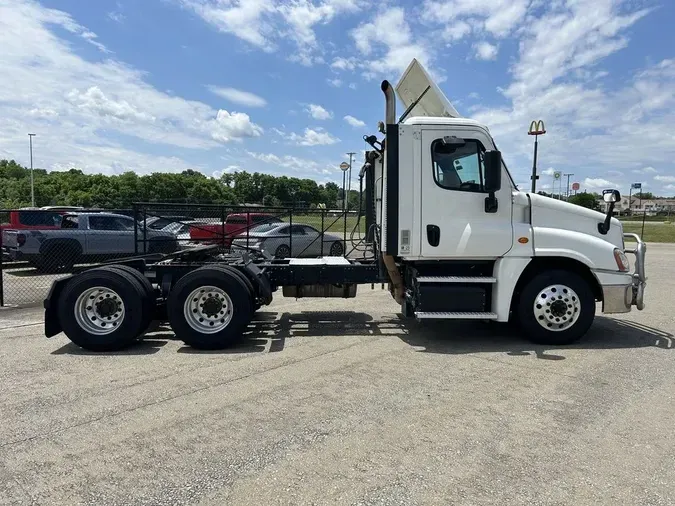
[43,59,646,351]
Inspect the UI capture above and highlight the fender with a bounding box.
[43,276,73,337]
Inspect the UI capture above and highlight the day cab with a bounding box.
[375,59,646,344]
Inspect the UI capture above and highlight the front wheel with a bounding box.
[517,270,595,345]
[329,241,344,256]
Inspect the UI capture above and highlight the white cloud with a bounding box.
[664,184,675,191]
[344,115,366,128]
[0,0,264,175]
[348,82,357,90]
[474,41,498,61]
[247,151,324,172]
[468,92,480,100]
[285,127,340,146]
[179,0,363,65]
[542,168,557,176]
[207,86,267,107]
[632,166,658,174]
[584,178,616,189]
[107,11,125,23]
[349,7,435,79]
[331,56,358,71]
[654,175,675,183]
[305,103,333,120]
[327,78,343,87]
[422,0,529,39]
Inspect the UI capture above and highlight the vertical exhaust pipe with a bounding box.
[381,80,396,125]
[380,80,404,305]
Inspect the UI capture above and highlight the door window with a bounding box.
[90,216,134,231]
[432,139,485,192]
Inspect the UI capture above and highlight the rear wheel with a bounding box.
[208,265,259,313]
[274,244,291,259]
[329,241,344,256]
[58,268,146,351]
[99,265,156,333]
[36,243,80,273]
[517,269,595,345]
[167,267,253,349]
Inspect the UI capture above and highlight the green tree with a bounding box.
[568,192,601,211]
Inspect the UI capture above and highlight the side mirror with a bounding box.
[603,189,620,203]
[483,150,502,193]
[599,189,621,235]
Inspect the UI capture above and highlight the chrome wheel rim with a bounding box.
[276,245,290,258]
[74,286,125,335]
[184,286,233,334]
[533,284,581,332]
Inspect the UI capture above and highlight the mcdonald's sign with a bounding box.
[528,120,546,136]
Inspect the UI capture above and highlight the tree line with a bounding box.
[0,159,360,210]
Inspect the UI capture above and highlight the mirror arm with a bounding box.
[598,201,616,234]
[485,192,498,214]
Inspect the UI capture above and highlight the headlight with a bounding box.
[614,248,630,272]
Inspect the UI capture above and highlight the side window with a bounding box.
[432,139,485,192]
[89,216,113,230]
[290,225,306,235]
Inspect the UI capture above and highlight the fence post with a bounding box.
[133,204,138,255]
[289,209,293,257]
[320,209,324,257]
[0,225,4,307]
[246,210,250,250]
[221,206,226,249]
[143,206,147,254]
[343,209,347,251]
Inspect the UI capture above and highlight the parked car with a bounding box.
[231,223,345,258]
[2,212,178,273]
[0,209,64,234]
[160,220,211,248]
[189,213,283,246]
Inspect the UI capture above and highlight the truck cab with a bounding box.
[372,59,646,344]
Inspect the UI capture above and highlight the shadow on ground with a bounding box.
[172,311,671,359]
[50,310,673,358]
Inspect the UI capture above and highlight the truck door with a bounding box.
[420,129,513,258]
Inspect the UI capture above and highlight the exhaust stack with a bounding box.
[379,80,404,305]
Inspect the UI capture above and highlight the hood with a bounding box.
[396,59,461,119]
[527,192,624,247]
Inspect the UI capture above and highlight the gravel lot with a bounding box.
[1,244,674,505]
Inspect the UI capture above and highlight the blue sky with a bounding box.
[1,0,674,196]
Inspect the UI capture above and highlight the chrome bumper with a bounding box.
[624,233,646,310]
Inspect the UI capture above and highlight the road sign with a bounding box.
[339,162,349,171]
[553,171,562,180]
[572,182,580,191]
[631,182,642,189]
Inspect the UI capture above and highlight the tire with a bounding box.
[517,269,595,345]
[274,244,291,259]
[99,265,156,334]
[58,268,147,351]
[329,241,344,256]
[167,267,253,349]
[208,265,259,314]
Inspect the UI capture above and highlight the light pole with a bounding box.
[527,120,546,193]
[28,133,36,207]
[339,162,349,211]
[346,151,356,210]
[564,173,574,199]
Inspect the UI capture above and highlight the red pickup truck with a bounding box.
[189,213,283,246]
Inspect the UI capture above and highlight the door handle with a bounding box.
[427,224,440,247]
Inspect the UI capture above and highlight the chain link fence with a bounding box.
[1,205,372,307]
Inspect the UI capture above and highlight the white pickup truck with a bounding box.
[3,212,177,272]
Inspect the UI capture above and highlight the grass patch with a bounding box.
[282,214,361,234]
[623,222,675,243]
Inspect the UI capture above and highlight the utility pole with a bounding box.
[346,151,356,211]
[527,120,546,193]
[28,133,36,207]
[564,173,574,199]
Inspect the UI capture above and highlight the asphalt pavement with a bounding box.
[1,244,674,505]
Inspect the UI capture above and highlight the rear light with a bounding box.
[17,233,26,247]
